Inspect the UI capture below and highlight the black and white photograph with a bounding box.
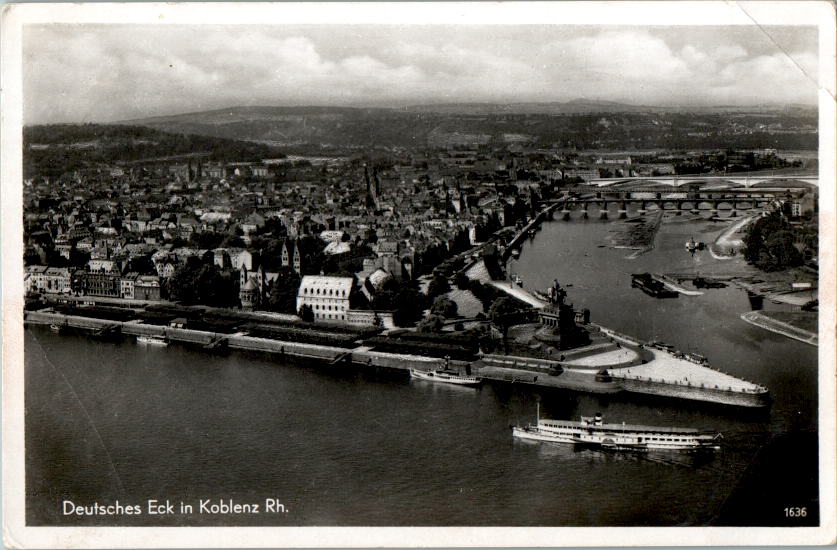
[2,2,835,547]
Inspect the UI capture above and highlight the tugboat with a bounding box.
[513,408,721,452]
[631,273,678,298]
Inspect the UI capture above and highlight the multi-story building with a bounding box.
[43,267,74,294]
[296,275,353,322]
[121,272,138,299]
[75,271,121,297]
[134,275,162,301]
[25,265,48,294]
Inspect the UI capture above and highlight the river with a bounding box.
[25,208,819,527]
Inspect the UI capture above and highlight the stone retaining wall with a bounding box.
[614,376,770,408]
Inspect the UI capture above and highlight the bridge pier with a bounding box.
[599,202,608,220]
[638,201,646,215]
[562,209,571,221]
[618,201,627,219]
[582,204,589,219]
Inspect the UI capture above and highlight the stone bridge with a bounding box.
[558,195,771,219]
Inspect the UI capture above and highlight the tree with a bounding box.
[489,296,520,352]
[417,314,445,333]
[167,256,237,307]
[431,296,458,318]
[167,257,202,304]
[298,304,314,323]
[454,271,470,290]
[266,268,301,313]
[427,274,451,298]
[743,211,804,271]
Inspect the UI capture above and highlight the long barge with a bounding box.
[631,273,678,298]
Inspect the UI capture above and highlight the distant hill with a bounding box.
[116,103,818,152]
[402,99,663,115]
[23,123,284,179]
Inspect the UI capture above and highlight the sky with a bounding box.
[23,24,819,124]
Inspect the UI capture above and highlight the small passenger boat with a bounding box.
[410,368,481,386]
[136,335,168,346]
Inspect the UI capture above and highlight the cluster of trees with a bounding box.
[370,278,428,327]
[265,268,302,314]
[743,211,804,271]
[166,257,239,307]
[23,124,283,179]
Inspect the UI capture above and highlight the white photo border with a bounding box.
[2,2,835,547]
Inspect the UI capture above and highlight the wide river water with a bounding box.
[25,207,819,526]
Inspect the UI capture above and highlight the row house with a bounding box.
[25,265,54,294]
[43,267,74,294]
[88,258,119,273]
[121,271,139,299]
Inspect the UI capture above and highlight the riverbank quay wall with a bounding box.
[501,203,562,261]
[26,310,767,408]
[609,375,771,408]
[593,323,771,407]
[25,310,347,359]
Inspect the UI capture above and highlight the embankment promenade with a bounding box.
[27,302,771,408]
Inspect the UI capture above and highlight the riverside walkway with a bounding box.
[465,260,548,308]
[489,280,548,308]
[608,350,765,394]
[599,327,766,394]
[710,215,755,259]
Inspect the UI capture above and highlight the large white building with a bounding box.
[296,275,353,322]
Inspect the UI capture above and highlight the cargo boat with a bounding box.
[631,273,678,298]
[410,368,481,386]
[512,409,721,452]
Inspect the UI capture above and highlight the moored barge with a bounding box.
[631,273,678,298]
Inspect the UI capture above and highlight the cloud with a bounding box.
[22,25,819,124]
